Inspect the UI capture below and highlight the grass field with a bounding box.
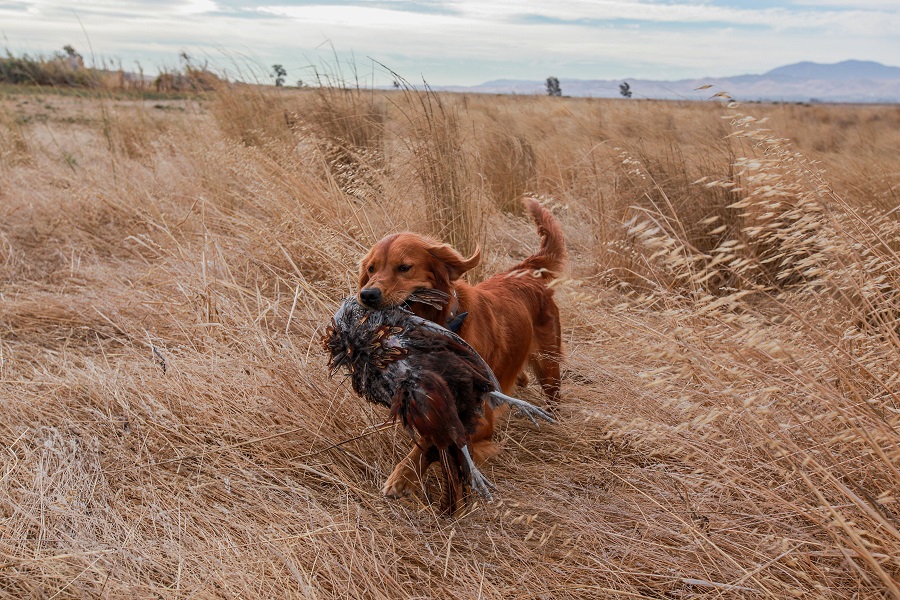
[1,82,899,598]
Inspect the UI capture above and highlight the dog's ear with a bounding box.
[358,250,373,288]
[426,243,481,282]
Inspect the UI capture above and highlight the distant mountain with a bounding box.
[438,61,900,103]
[764,60,900,81]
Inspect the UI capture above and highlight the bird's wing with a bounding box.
[397,308,502,390]
[399,308,555,426]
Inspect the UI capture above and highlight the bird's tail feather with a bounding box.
[439,448,464,516]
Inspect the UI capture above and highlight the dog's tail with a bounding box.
[513,198,567,280]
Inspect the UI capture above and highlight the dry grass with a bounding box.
[0,100,30,165]
[1,84,898,599]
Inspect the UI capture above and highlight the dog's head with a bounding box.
[357,233,480,315]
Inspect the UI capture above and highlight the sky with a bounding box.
[1,0,898,86]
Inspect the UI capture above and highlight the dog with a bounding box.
[357,197,566,498]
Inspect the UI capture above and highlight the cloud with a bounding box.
[0,0,897,85]
[0,1,29,11]
[442,0,899,32]
[788,0,899,8]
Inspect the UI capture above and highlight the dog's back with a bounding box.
[452,198,566,403]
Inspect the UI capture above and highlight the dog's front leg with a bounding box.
[382,443,435,498]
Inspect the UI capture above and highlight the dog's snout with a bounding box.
[359,288,382,307]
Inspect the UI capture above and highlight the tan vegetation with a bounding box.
[1,81,899,598]
[1,48,222,93]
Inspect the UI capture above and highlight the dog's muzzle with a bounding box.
[359,288,382,307]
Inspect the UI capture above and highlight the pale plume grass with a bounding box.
[290,82,387,204]
[0,85,898,598]
[212,84,295,147]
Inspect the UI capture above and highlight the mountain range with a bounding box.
[438,60,900,103]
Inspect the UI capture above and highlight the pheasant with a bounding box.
[323,297,554,513]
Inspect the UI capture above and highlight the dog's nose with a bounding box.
[359,288,382,307]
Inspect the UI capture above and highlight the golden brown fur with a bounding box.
[358,198,566,497]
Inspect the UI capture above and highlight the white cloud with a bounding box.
[790,0,899,7]
[445,0,900,33]
[179,0,217,15]
[258,4,457,28]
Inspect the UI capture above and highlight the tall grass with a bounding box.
[393,85,484,262]
[1,48,224,94]
[617,106,900,594]
[0,51,100,88]
[0,83,898,598]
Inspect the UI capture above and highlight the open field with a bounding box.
[1,83,899,598]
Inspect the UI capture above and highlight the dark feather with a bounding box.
[405,288,450,310]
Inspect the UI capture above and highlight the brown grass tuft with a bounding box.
[0,104,30,165]
[479,128,537,214]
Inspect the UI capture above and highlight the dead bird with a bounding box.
[323,297,553,513]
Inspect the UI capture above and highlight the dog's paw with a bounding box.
[382,465,419,498]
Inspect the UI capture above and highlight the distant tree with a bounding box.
[392,79,401,89]
[60,44,84,69]
[272,64,287,87]
[619,81,632,98]
[545,76,562,97]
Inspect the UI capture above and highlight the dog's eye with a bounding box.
[367,265,375,273]
[397,264,412,273]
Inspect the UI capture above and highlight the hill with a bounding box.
[764,60,900,81]
[444,60,900,103]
